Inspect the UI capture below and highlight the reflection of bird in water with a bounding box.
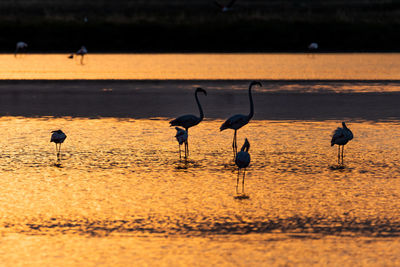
[51,130,67,161]
[170,88,207,159]
[308,42,318,51]
[68,46,87,64]
[214,0,237,12]
[220,81,261,160]
[15,42,28,57]
[235,138,250,197]
[175,127,188,160]
[331,122,353,166]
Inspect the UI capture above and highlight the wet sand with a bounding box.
[0,80,400,120]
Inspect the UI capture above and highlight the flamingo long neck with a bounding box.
[247,84,254,120]
[195,91,204,121]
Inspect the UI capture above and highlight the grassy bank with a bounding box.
[0,0,399,52]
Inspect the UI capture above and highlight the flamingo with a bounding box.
[51,130,67,160]
[235,138,250,195]
[15,42,28,57]
[214,0,237,12]
[308,42,319,50]
[175,127,188,160]
[220,81,261,160]
[69,46,87,64]
[331,122,353,165]
[170,88,207,158]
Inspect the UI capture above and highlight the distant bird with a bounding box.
[51,130,67,160]
[15,42,28,57]
[175,127,188,160]
[235,138,250,195]
[214,0,237,12]
[170,88,207,158]
[308,42,319,50]
[331,122,353,165]
[220,81,261,160]
[69,46,87,64]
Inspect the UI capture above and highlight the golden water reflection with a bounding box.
[2,53,400,79]
[1,117,400,265]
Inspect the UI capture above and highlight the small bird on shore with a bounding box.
[51,130,67,160]
[175,127,188,160]
[170,88,207,159]
[69,46,87,64]
[235,138,250,196]
[220,81,261,160]
[214,0,237,12]
[331,122,353,165]
[15,42,28,57]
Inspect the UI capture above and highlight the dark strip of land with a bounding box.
[0,0,400,52]
[0,80,399,121]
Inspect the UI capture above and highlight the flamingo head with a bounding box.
[241,138,250,152]
[196,87,207,96]
[250,81,262,88]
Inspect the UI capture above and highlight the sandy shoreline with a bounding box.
[0,80,398,121]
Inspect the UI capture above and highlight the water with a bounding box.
[1,53,400,265]
[5,53,400,80]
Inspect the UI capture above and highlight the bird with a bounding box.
[214,0,237,12]
[175,127,188,160]
[69,46,87,64]
[235,138,250,195]
[220,81,261,160]
[15,42,28,57]
[51,130,67,160]
[331,122,353,166]
[170,88,207,159]
[308,42,319,50]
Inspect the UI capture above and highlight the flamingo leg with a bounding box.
[185,128,189,160]
[232,130,237,161]
[337,145,340,165]
[236,168,240,194]
[242,168,246,194]
[179,144,182,160]
[80,55,84,65]
[58,144,62,161]
[341,145,344,165]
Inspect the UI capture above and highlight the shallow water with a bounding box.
[1,117,400,265]
[4,53,400,79]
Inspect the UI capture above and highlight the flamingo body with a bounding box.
[175,127,188,145]
[308,43,319,50]
[331,122,353,146]
[51,130,67,143]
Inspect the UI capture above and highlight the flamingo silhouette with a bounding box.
[235,138,250,196]
[69,46,87,64]
[220,81,261,160]
[308,42,319,50]
[170,88,207,158]
[51,130,67,161]
[331,122,353,165]
[15,42,28,57]
[175,127,188,160]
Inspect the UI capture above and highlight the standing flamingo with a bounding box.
[235,138,250,196]
[51,130,67,160]
[175,127,188,160]
[170,88,207,158]
[15,42,28,57]
[331,122,353,165]
[69,46,87,64]
[220,81,261,160]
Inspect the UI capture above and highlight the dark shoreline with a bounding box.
[0,80,398,121]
